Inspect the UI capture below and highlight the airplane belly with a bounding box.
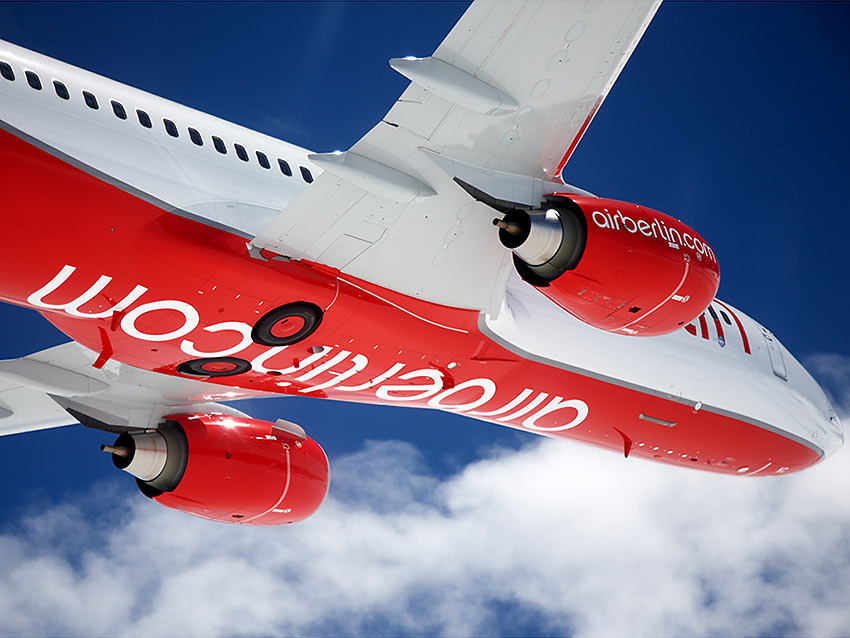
[485,274,842,459]
[0,110,837,477]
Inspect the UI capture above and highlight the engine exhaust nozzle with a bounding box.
[496,202,586,284]
[103,424,188,494]
[106,431,168,481]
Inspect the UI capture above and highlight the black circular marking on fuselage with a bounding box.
[251,301,324,346]
[177,357,252,377]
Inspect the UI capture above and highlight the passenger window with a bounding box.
[300,166,314,183]
[234,144,249,161]
[83,90,99,109]
[163,119,179,137]
[0,62,14,81]
[53,80,70,100]
[256,151,271,169]
[188,127,203,146]
[137,109,152,128]
[111,100,127,119]
[25,70,42,90]
[212,136,227,154]
[277,158,292,176]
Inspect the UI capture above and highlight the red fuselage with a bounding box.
[0,125,823,476]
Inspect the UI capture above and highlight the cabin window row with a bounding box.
[0,61,313,183]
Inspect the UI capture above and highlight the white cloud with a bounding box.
[1,434,850,637]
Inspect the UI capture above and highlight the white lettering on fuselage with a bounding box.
[27,265,590,432]
[181,322,253,358]
[590,209,716,263]
[120,300,199,342]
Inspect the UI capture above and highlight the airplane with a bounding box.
[0,1,842,526]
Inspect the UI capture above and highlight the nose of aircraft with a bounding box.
[743,319,843,467]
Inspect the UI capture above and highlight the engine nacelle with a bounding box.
[105,414,329,525]
[498,194,720,336]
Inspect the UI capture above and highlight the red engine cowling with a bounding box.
[105,414,329,525]
[497,194,720,336]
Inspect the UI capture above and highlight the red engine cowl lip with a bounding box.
[142,414,330,526]
[520,194,720,337]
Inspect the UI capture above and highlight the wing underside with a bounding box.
[0,341,268,437]
[0,1,662,436]
[251,0,662,312]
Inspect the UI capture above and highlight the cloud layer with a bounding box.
[1,419,850,638]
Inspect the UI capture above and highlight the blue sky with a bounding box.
[1,2,849,636]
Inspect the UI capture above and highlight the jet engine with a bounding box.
[102,414,329,525]
[496,194,720,336]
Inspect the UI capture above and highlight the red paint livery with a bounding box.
[0,126,822,483]
[0,4,840,529]
[540,195,720,336]
[151,414,329,525]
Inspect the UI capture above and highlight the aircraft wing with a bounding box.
[251,0,661,313]
[0,341,268,437]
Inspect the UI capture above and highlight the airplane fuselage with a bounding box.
[0,39,842,476]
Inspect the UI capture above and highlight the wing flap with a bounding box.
[254,160,513,310]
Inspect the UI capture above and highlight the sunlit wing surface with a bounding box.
[391,0,662,178]
[251,0,662,312]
